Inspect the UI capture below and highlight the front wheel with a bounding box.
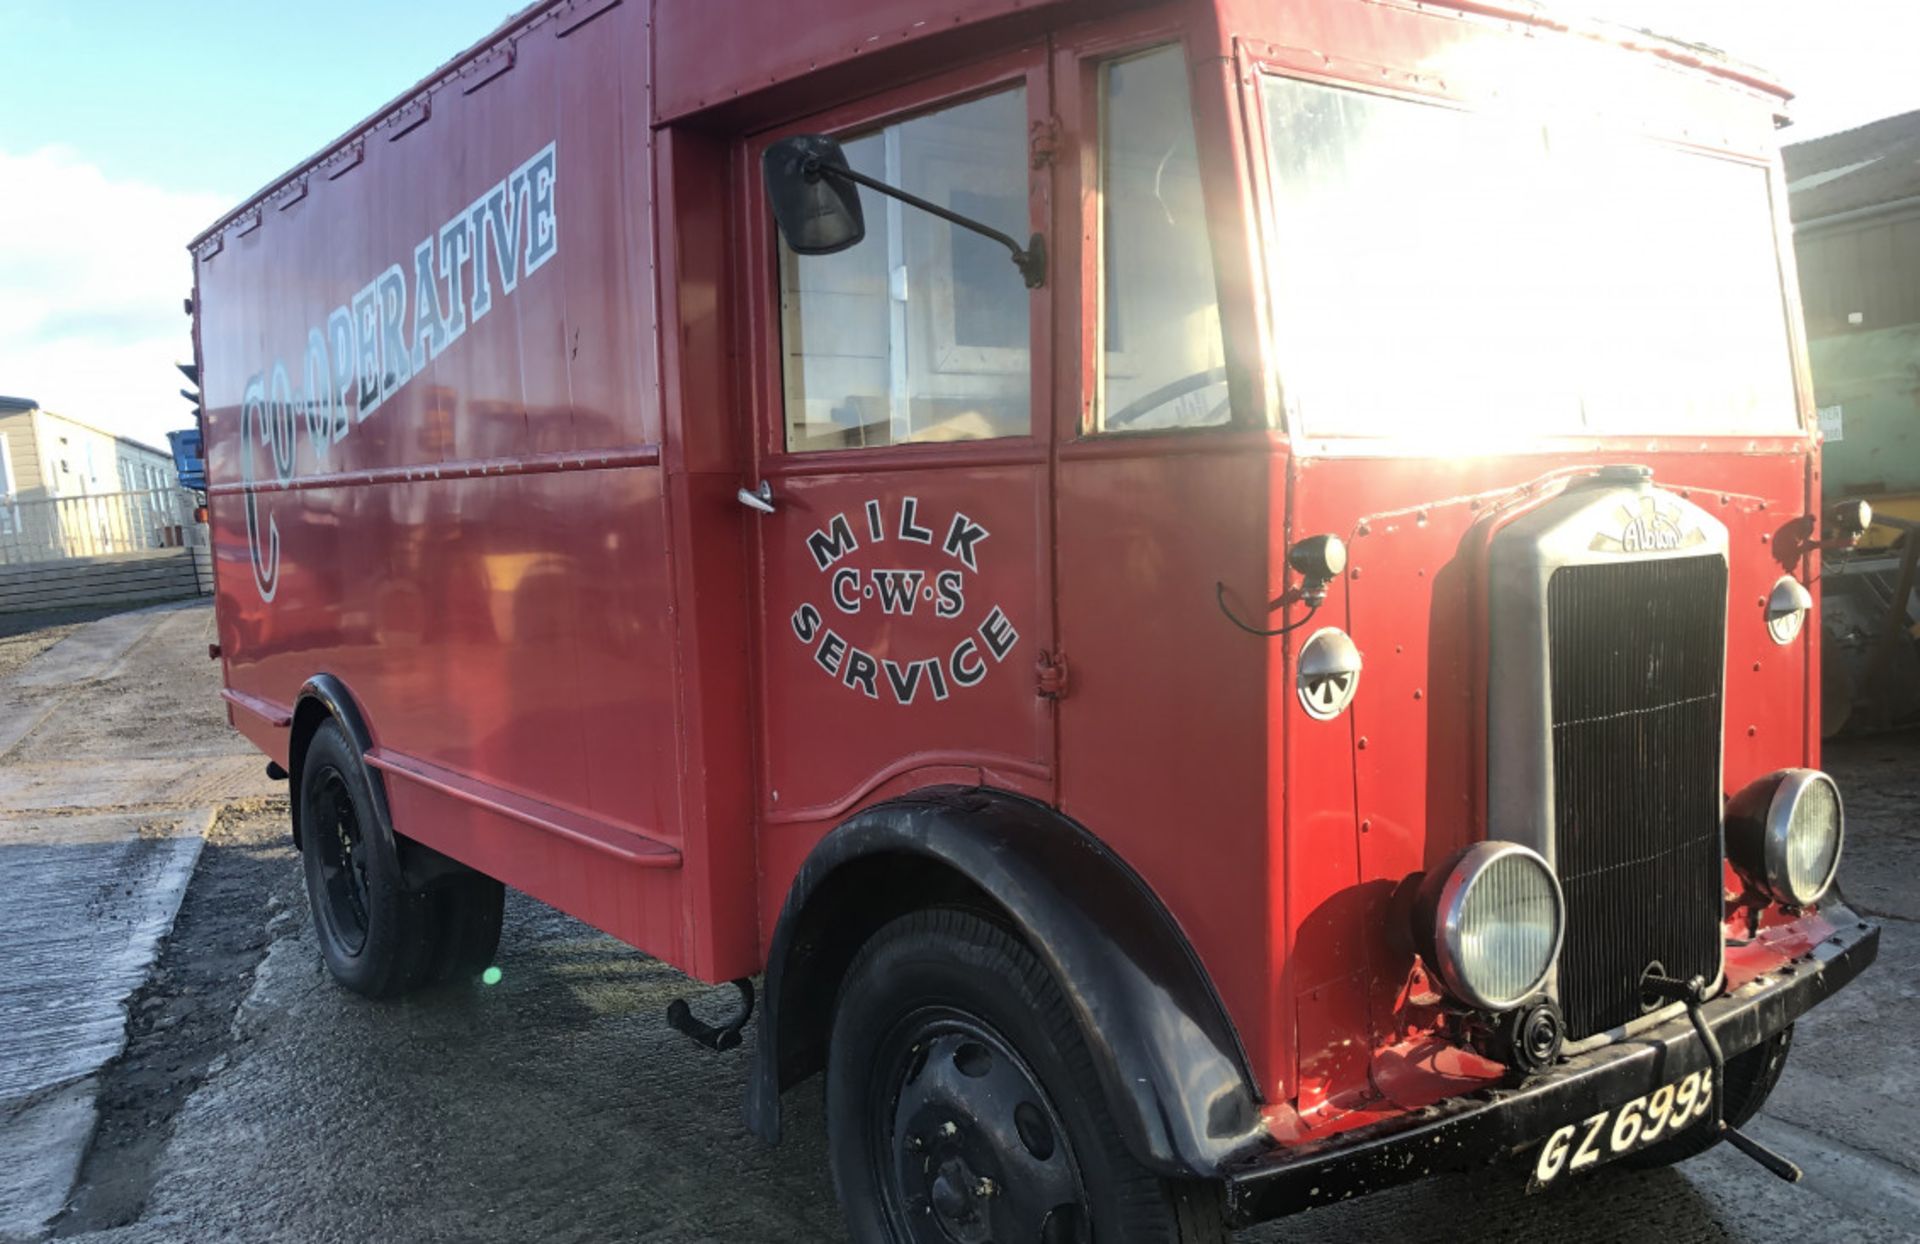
[826,909,1229,1244]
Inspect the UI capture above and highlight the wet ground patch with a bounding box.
[50,802,295,1236]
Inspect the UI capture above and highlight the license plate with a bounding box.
[1531,1069,1714,1186]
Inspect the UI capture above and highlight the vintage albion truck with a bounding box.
[189,0,1879,1237]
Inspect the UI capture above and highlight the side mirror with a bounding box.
[761,134,866,255]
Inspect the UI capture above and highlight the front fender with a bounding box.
[747,787,1265,1178]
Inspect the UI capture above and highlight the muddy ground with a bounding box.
[9,604,1920,1242]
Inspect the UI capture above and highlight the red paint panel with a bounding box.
[1221,0,1785,154]
[1055,441,1281,1098]
[1277,514,1365,1119]
[196,4,717,969]
[383,766,689,960]
[656,128,763,981]
[750,454,1060,942]
[1286,448,1818,1119]
[1725,909,1837,990]
[754,465,1053,814]
[734,45,1060,952]
[653,0,1068,122]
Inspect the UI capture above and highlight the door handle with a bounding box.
[737,481,776,514]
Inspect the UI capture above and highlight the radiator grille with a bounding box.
[1547,557,1726,1040]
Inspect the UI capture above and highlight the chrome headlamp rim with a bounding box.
[1761,769,1844,906]
[1431,840,1566,1013]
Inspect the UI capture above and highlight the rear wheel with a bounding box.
[1622,1025,1793,1170]
[826,908,1229,1244]
[298,722,441,996]
[297,720,503,996]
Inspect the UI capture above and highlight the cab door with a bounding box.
[741,51,1057,898]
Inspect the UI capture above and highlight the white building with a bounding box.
[0,395,176,501]
[0,396,190,564]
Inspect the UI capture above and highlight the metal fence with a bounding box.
[0,488,199,566]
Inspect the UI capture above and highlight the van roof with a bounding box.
[190,0,1789,254]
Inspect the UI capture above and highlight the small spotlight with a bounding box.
[481,966,503,986]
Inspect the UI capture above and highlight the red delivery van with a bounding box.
[189,0,1880,1237]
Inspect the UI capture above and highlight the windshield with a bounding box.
[1259,75,1800,441]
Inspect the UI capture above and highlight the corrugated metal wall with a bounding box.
[1795,206,1920,499]
[1796,208,1920,338]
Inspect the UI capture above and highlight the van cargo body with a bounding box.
[192,0,1878,1235]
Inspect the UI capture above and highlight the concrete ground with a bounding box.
[2,602,1916,1242]
[0,603,276,1240]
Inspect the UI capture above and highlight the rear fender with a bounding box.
[289,674,465,888]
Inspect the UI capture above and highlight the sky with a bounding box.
[2,0,1919,451]
[0,1,521,450]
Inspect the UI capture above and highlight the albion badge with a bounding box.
[1589,495,1707,555]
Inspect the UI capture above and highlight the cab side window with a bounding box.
[1097,46,1228,432]
[778,87,1032,452]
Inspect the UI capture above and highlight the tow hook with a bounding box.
[1645,974,1802,1183]
[666,977,756,1053]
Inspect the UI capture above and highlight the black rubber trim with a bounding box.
[296,675,392,829]
[1223,907,1880,1225]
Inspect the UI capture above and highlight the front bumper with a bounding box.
[1224,904,1879,1226]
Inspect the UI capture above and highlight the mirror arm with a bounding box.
[811,161,1047,289]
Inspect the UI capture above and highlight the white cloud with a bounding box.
[0,147,228,450]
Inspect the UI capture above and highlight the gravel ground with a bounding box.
[8,607,1919,1242]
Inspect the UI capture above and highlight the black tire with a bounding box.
[297,721,444,998]
[426,872,505,985]
[1621,1025,1793,1170]
[826,908,1230,1244]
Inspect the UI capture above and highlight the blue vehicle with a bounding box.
[166,427,205,493]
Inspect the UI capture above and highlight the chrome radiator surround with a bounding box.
[1486,468,1730,1042]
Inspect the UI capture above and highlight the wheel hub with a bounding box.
[879,1020,1089,1244]
[928,1158,981,1229]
